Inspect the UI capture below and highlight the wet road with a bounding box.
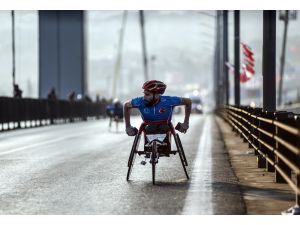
[0,114,245,214]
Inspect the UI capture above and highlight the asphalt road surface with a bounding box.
[0,114,245,214]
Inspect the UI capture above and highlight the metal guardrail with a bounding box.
[0,97,107,131]
[220,105,300,214]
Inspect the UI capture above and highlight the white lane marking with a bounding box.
[182,115,213,214]
[0,130,110,156]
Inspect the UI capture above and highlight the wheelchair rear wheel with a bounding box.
[176,133,188,166]
[174,134,189,179]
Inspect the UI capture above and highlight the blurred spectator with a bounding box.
[101,97,107,104]
[47,87,57,101]
[100,97,108,118]
[106,98,124,131]
[13,84,23,98]
[96,94,100,103]
[68,91,76,102]
[84,95,92,103]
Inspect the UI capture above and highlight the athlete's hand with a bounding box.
[126,126,138,136]
[175,122,189,133]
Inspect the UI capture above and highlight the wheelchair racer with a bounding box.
[124,80,191,136]
[106,98,124,131]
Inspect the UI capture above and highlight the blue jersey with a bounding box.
[131,96,181,122]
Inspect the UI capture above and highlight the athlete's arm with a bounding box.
[124,100,138,136]
[178,97,191,133]
[181,97,191,125]
[124,100,133,128]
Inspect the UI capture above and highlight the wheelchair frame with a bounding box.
[126,121,189,184]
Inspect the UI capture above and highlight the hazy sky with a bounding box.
[1,10,300,105]
[86,11,216,101]
[0,11,38,97]
[0,10,216,101]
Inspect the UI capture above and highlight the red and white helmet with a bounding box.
[142,80,166,94]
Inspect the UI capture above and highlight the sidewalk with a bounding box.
[215,116,295,215]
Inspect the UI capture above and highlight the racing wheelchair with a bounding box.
[126,121,189,184]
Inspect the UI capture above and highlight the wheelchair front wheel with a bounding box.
[151,141,157,185]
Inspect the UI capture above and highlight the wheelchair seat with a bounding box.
[143,124,171,154]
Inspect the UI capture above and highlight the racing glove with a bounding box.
[126,126,138,136]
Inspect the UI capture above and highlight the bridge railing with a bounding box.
[220,105,300,212]
[0,97,107,131]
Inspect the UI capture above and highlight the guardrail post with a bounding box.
[252,108,262,156]
[15,98,22,129]
[237,107,245,140]
[2,98,9,131]
[247,107,254,149]
[70,101,75,122]
[258,111,267,168]
[265,111,275,172]
[0,98,3,131]
[295,117,300,207]
[297,174,300,208]
[245,106,253,146]
[83,102,88,121]
[227,106,236,133]
[274,112,293,183]
[238,108,243,136]
[240,106,248,143]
